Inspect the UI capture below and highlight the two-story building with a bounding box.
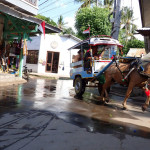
[0,0,61,77]
[137,0,150,53]
[1,0,38,15]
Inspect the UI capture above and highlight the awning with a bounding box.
[136,28,150,36]
[0,2,61,36]
[68,39,90,50]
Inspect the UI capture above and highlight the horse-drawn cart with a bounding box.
[68,35,123,97]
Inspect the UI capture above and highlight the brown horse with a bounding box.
[100,58,150,111]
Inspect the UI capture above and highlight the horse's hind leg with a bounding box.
[122,82,134,109]
[142,96,150,111]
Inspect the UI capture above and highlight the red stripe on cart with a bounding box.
[96,60,112,62]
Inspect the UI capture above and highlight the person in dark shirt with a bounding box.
[92,46,99,60]
[84,49,92,73]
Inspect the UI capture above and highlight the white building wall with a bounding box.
[25,34,80,77]
[27,36,41,50]
[24,36,41,72]
[38,34,61,74]
[58,37,79,77]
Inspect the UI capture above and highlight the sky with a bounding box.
[38,0,143,40]
[38,0,80,31]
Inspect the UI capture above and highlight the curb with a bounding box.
[0,79,27,87]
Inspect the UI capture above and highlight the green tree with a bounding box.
[103,0,114,10]
[35,14,57,27]
[120,7,137,44]
[104,0,114,5]
[57,15,67,29]
[75,7,111,39]
[63,27,75,35]
[123,39,144,55]
[74,0,96,8]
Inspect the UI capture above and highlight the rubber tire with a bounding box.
[74,77,85,97]
[98,83,110,96]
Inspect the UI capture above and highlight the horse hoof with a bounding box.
[142,105,146,112]
[122,103,127,110]
[105,99,110,103]
[122,107,127,110]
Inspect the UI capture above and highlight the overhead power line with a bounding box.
[39,0,75,14]
[39,0,49,7]
[39,0,57,11]
[51,7,78,19]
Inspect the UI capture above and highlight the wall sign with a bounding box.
[51,41,58,49]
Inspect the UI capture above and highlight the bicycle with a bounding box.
[22,65,32,80]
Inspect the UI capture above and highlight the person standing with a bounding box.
[2,55,6,72]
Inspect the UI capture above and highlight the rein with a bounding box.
[114,58,125,79]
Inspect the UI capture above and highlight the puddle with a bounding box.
[58,111,150,139]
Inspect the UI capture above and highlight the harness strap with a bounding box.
[123,67,135,80]
[114,58,124,78]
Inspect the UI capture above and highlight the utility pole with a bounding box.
[111,0,122,40]
[96,0,98,6]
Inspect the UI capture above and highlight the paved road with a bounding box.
[0,78,150,150]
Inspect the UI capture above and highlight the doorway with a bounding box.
[46,51,59,73]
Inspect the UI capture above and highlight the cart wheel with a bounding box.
[98,83,110,96]
[74,77,85,97]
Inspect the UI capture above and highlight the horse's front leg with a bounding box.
[100,87,106,101]
[104,89,110,103]
[122,82,134,109]
[100,80,111,102]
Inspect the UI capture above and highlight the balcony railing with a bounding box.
[24,0,37,6]
[1,0,38,15]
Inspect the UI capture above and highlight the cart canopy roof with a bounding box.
[68,37,123,50]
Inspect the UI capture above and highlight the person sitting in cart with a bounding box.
[77,49,82,61]
[72,50,82,62]
[84,48,92,73]
[92,46,99,60]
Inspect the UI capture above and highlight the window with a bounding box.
[26,50,39,64]
[97,45,118,60]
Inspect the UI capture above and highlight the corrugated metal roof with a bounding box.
[136,28,150,36]
[137,28,150,30]
[0,2,61,34]
[127,48,146,57]
[60,34,81,43]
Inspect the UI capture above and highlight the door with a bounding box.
[46,51,59,73]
